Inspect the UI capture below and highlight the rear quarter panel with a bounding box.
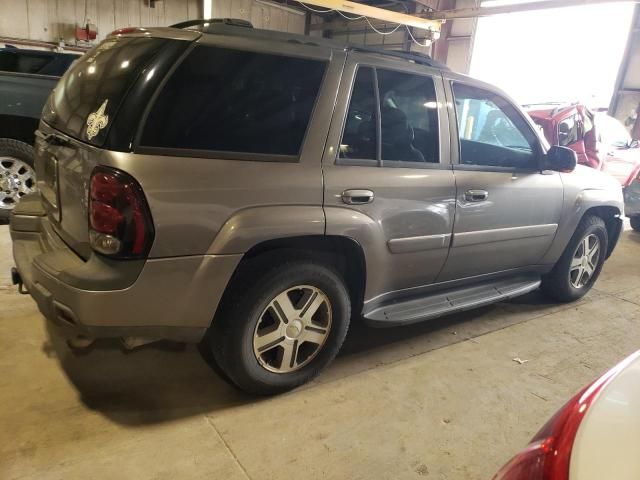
[120,45,346,258]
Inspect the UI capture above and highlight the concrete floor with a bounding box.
[1,224,639,480]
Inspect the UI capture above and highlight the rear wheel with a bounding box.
[631,216,640,232]
[541,215,608,302]
[0,139,36,223]
[203,259,351,395]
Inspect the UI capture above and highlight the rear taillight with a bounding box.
[493,351,640,480]
[89,167,154,258]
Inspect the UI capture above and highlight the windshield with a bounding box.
[42,37,167,146]
[596,114,631,148]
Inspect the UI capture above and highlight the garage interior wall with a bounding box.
[211,0,306,33]
[0,0,306,46]
[0,0,201,44]
[309,0,478,73]
[610,3,640,140]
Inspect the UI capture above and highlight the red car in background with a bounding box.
[526,103,640,184]
[527,103,601,169]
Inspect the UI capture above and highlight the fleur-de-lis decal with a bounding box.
[86,99,109,140]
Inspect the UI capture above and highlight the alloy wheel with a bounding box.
[569,234,600,289]
[0,157,36,210]
[253,285,332,374]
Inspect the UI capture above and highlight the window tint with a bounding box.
[378,69,439,163]
[453,83,538,169]
[0,50,50,74]
[558,115,580,147]
[339,67,377,161]
[339,67,439,164]
[0,49,78,76]
[43,37,167,146]
[141,46,326,157]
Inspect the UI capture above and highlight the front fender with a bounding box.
[541,187,623,264]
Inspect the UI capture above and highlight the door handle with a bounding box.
[342,189,374,205]
[464,189,489,202]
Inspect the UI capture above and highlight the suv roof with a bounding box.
[167,18,450,71]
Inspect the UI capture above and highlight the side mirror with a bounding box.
[544,145,577,172]
[630,139,639,149]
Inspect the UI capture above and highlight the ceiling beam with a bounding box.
[426,0,640,20]
[299,0,442,31]
[309,17,394,32]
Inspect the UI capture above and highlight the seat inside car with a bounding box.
[381,107,425,162]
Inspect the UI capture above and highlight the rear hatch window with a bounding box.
[42,36,168,147]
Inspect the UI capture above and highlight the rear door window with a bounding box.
[139,45,327,158]
[42,37,168,146]
[339,67,377,161]
[338,66,440,165]
[378,69,439,163]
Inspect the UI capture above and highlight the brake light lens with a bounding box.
[89,167,154,258]
[109,27,149,36]
[493,351,640,480]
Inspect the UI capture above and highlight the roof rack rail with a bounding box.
[170,18,253,30]
[167,20,450,72]
[349,45,449,70]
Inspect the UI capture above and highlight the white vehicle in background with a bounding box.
[596,112,640,185]
[493,350,640,479]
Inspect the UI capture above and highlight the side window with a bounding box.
[558,115,580,147]
[339,67,377,161]
[378,69,439,163]
[0,50,51,74]
[339,66,440,164]
[140,46,326,157]
[453,83,538,169]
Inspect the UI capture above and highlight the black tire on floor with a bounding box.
[541,214,608,303]
[0,138,35,223]
[202,258,351,395]
[631,216,640,232]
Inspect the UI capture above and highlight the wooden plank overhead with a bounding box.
[427,0,640,19]
[299,0,442,31]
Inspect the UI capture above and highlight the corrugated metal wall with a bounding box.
[0,0,201,43]
[211,0,306,34]
[0,0,306,46]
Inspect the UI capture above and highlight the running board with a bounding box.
[364,276,541,327]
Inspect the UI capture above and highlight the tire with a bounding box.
[203,258,351,395]
[541,215,608,303]
[631,216,640,232]
[0,138,36,223]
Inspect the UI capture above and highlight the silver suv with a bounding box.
[10,22,624,394]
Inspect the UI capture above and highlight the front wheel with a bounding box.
[203,260,351,395]
[631,216,640,232]
[541,215,608,302]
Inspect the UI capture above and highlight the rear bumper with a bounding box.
[624,182,640,218]
[10,195,241,342]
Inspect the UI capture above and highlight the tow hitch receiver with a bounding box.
[10,267,28,294]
